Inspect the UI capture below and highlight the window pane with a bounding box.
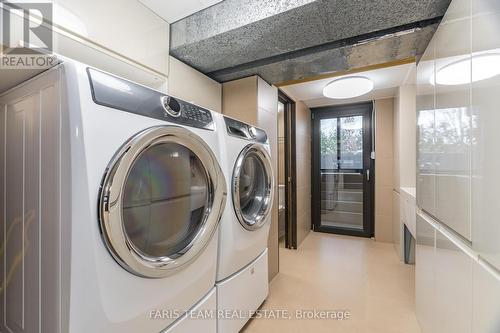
[320,118,338,169]
[340,116,363,169]
[237,153,268,224]
[122,143,208,258]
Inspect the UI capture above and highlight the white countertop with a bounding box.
[399,186,416,238]
[400,186,416,199]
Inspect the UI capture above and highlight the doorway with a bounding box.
[278,91,297,249]
[311,102,374,237]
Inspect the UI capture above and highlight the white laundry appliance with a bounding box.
[0,58,226,333]
[214,115,274,333]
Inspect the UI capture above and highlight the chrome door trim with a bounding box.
[98,126,226,278]
[232,143,274,231]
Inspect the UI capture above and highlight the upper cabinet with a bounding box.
[417,0,472,241]
[471,0,500,270]
[433,0,472,241]
[52,0,169,75]
[417,0,500,269]
[1,0,169,88]
[417,36,436,218]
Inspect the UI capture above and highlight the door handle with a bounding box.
[366,169,370,182]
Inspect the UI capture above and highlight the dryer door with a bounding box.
[232,143,274,230]
[99,126,226,278]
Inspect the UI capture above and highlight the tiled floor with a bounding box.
[242,232,421,333]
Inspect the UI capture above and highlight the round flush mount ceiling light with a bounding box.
[323,76,374,99]
[432,53,500,86]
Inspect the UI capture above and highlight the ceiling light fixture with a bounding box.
[323,76,374,99]
[432,53,500,86]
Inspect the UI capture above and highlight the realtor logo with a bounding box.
[1,1,56,68]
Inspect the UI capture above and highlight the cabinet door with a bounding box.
[417,37,436,217]
[416,214,436,333]
[393,191,402,259]
[471,0,500,270]
[433,0,472,241]
[472,262,500,332]
[0,70,63,333]
[52,0,169,74]
[434,229,473,333]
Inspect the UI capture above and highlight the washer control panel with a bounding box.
[88,68,214,130]
[224,116,267,143]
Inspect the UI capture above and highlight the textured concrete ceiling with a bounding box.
[170,0,451,84]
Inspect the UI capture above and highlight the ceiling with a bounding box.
[280,63,415,108]
[169,0,451,85]
[138,0,223,23]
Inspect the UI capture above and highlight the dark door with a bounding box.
[311,102,374,237]
[278,91,297,249]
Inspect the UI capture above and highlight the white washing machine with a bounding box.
[0,59,226,333]
[214,115,274,333]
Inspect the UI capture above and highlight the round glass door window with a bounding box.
[233,144,273,230]
[98,126,226,278]
[122,143,208,258]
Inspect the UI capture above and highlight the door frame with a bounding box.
[278,90,297,249]
[310,101,375,238]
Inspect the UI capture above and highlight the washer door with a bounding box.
[98,126,226,278]
[232,143,274,230]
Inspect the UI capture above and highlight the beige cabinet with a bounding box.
[222,76,279,281]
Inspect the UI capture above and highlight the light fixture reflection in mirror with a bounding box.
[431,53,500,86]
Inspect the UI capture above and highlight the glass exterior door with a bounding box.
[312,102,374,237]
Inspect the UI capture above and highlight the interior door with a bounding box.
[311,102,374,237]
[278,91,297,249]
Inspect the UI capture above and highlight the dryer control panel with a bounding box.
[224,116,268,143]
[87,68,214,130]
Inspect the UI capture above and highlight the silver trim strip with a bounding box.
[98,126,226,278]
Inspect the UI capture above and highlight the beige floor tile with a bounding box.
[242,232,421,333]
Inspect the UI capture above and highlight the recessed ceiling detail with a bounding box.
[280,63,415,108]
[170,0,451,85]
